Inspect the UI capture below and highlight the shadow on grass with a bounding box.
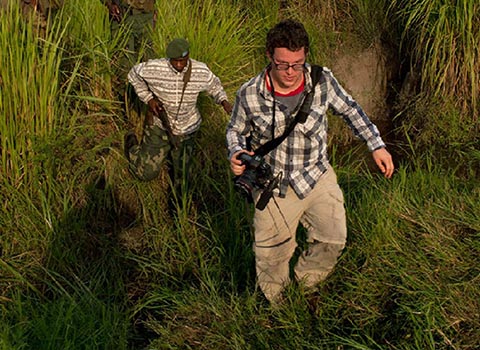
[39,174,158,348]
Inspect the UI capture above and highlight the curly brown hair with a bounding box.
[266,19,310,56]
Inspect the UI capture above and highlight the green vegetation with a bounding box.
[1,0,478,349]
[392,0,479,111]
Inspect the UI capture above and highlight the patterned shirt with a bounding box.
[128,58,228,135]
[226,64,386,199]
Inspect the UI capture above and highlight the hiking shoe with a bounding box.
[124,131,138,161]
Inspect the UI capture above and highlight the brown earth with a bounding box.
[327,43,400,170]
[331,43,393,132]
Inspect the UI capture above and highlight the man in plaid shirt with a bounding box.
[226,19,394,304]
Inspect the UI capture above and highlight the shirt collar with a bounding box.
[260,63,313,98]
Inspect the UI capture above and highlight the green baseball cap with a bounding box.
[166,38,190,59]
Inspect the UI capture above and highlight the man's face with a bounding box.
[267,47,306,91]
[170,55,189,72]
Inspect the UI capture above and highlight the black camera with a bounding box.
[234,153,279,210]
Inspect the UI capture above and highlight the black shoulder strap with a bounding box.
[175,59,192,119]
[255,65,323,157]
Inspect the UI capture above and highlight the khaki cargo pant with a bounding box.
[253,166,347,302]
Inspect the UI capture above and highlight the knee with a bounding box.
[309,240,345,261]
[130,165,161,182]
[254,238,296,263]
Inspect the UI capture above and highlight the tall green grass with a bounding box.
[336,164,479,349]
[152,0,271,95]
[391,0,479,114]
[59,0,115,100]
[0,1,69,188]
[1,0,479,349]
[0,3,131,349]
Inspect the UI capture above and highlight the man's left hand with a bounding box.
[106,2,122,23]
[372,148,394,178]
[221,100,233,115]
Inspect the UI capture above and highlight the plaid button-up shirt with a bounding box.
[226,64,386,199]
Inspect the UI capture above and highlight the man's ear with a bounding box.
[266,51,273,61]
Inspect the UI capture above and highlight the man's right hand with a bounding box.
[230,150,254,176]
[148,98,164,116]
[106,1,122,23]
[147,98,180,149]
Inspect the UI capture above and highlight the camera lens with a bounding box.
[234,180,253,198]
[234,169,256,200]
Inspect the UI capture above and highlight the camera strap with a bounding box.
[255,65,323,157]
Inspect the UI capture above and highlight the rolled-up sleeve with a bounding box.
[326,70,385,151]
[204,69,228,105]
[226,91,250,159]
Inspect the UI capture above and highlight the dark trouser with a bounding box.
[126,124,195,200]
[110,13,154,124]
[111,12,154,77]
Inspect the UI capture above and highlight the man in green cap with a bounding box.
[125,38,233,209]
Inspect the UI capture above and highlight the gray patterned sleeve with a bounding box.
[127,61,155,104]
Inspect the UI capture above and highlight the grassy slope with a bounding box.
[1,0,479,349]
